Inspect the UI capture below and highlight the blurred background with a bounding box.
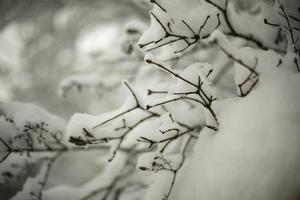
[0,0,278,199]
[0,0,150,198]
[0,0,150,119]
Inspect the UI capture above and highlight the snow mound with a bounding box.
[173,68,300,200]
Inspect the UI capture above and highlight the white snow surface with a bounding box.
[171,61,300,200]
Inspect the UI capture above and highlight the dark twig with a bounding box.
[163,135,194,199]
[203,0,267,49]
[145,59,218,125]
[93,81,141,129]
[37,152,62,200]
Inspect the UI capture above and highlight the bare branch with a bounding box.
[93,81,141,129]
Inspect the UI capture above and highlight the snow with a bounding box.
[43,152,136,200]
[10,161,50,200]
[66,81,147,142]
[138,0,220,58]
[0,152,50,185]
[0,100,68,169]
[171,55,300,200]
[0,1,299,200]
[227,1,281,49]
[0,101,66,133]
[0,102,66,185]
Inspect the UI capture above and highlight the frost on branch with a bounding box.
[1,0,300,200]
[0,102,67,198]
[10,153,61,200]
[139,0,283,59]
[266,0,300,72]
[208,30,260,97]
[66,78,203,198]
[145,57,218,130]
[0,102,66,162]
